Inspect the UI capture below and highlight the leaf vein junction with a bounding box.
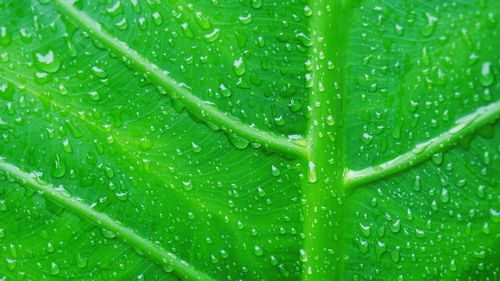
[345,100,500,189]
[51,0,308,159]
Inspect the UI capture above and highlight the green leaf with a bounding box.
[0,0,498,280]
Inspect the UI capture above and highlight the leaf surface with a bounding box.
[0,0,498,280]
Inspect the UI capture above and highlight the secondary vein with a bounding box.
[0,157,215,281]
[345,100,500,189]
[51,0,308,159]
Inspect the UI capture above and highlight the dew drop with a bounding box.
[0,26,11,47]
[34,50,61,73]
[101,228,117,239]
[420,13,437,37]
[194,12,211,30]
[88,91,101,101]
[76,254,87,268]
[250,0,263,9]
[227,134,249,149]
[233,57,246,76]
[50,262,60,275]
[50,154,66,178]
[308,161,317,183]
[253,245,263,256]
[152,12,162,26]
[219,84,231,97]
[182,180,193,191]
[480,62,494,87]
[390,219,401,233]
[180,22,194,39]
[271,165,281,177]
[440,188,449,203]
[91,66,108,78]
[204,28,220,43]
[413,176,421,191]
[191,142,202,153]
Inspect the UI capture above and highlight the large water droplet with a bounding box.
[34,50,61,73]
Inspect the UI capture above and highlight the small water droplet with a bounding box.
[479,62,494,87]
[253,245,263,256]
[34,50,61,73]
[191,142,202,153]
[0,26,12,47]
[51,154,66,178]
[50,262,60,275]
[271,165,281,177]
[204,28,220,43]
[233,57,246,76]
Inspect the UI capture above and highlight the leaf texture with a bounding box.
[0,0,498,280]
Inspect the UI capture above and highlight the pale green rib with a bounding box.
[0,157,215,281]
[51,0,307,159]
[345,100,500,189]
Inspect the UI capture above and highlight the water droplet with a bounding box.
[308,161,317,183]
[34,50,61,73]
[227,134,249,149]
[204,28,220,43]
[250,0,263,9]
[50,262,60,275]
[271,165,281,177]
[152,12,162,26]
[233,57,246,76]
[106,1,123,17]
[51,154,66,178]
[101,228,117,239]
[394,23,404,36]
[0,81,14,100]
[47,242,54,253]
[440,188,449,203]
[115,18,128,31]
[180,22,194,39]
[358,240,369,253]
[194,12,211,30]
[490,208,499,223]
[219,84,231,97]
[413,176,421,191]
[0,26,12,47]
[390,219,401,233]
[257,186,265,197]
[191,142,201,153]
[88,91,101,101]
[6,258,16,270]
[420,13,437,37]
[303,5,312,17]
[0,199,7,211]
[182,180,193,191]
[253,245,263,256]
[479,62,494,86]
[76,254,87,268]
[421,46,431,66]
[91,66,108,78]
[299,249,308,262]
[238,14,253,24]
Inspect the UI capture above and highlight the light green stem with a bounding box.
[301,1,352,280]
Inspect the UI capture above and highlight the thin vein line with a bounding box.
[51,0,308,159]
[345,100,500,189]
[0,157,215,281]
